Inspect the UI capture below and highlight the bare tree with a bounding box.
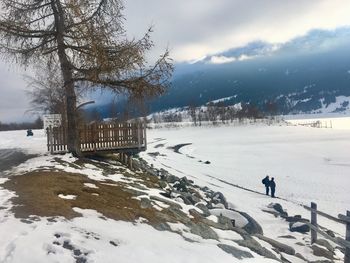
[0,0,173,155]
[25,62,66,118]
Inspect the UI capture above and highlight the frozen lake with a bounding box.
[142,122,350,218]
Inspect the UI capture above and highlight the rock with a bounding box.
[285,215,309,223]
[239,211,263,235]
[271,203,288,217]
[158,180,167,189]
[211,192,228,208]
[204,161,211,164]
[195,203,211,217]
[218,214,235,229]
[164,174,178,184]
[236,238,279,261]
[173,181,188,192]
[217,244,253,259]
[200,186,210,192]
[189,209,204,219]
[289,222,310,233]
[177,195,192,205]
[311,245,335,260]
[315,239,334,252]
[154,222,172,232]
[159,191,172,198]
[150,195,182,210]
[181,192,201,205]
[261,209,280,217]
[140,198,152,209]
[188,222,219,240]
[326,230,335,238]
[278,235,296,239]
[255,234,295,255]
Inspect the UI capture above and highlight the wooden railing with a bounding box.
[307,202,350,263]
[47,122,147,154]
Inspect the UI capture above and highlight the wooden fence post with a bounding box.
[344,211,350,263]
[311,202,318,244]
[49,126,54,154]
[137,122,141,150]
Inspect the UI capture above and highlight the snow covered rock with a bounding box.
[195,203,211,216]
[217,244,253,259]
[239,211,263,235]
[188,222,219,240]
[255,234,295,255]
[289,222,310,233]
[211,192,228,209]
[271,203,288,217]
[311,244,335,260]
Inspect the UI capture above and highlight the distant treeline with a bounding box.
[0,118,43,131]
[150,102,273,125]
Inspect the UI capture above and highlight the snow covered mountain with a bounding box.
[148,27,350,115]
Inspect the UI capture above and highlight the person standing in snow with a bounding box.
[270,177,276,198]
[262,175,270,195]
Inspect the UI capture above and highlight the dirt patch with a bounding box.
[2,171,161,223]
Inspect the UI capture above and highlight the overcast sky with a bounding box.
[1,0,350,123]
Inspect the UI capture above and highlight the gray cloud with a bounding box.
[0,63,32,123]
[124,0,350,61]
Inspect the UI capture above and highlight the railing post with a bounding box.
[311,202,317,244]
[137,122,141,149]
[345,211,350,263]
[49,126,54,154]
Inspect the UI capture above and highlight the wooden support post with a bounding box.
[137,122,141,150]
[128,154,133,170]
[311,202,318,244]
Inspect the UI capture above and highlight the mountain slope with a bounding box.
[149,28,350,115]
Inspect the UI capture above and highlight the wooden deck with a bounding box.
[47,122,147,154]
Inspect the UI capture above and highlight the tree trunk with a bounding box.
[52,0,81,156]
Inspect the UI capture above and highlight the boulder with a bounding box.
[158,180,167,189]
[239,211,263,235]
[315,239,334,252]
[195,203,211,217]
[140,198,152,209]
[211,192,228,208]
[236,238,279,261]
[173,180,188,192]
[311,245,335,260]
[217,244,253,259]
[164,174,178,184]
[326,230,335,238]
[285,215,309,223]
[289,222,310,233]
[271,203,288,217]
[176,195,192,205]
[255,234,295,255]
[218,214,235,229]
[188,222,219,240]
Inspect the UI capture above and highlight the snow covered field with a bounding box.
[0,121,349,262]
[141,122,350,230]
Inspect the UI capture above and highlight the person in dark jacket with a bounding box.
[270,177,276,198]
[262,175,270,195]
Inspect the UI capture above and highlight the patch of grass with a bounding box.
[3,171,161,223]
